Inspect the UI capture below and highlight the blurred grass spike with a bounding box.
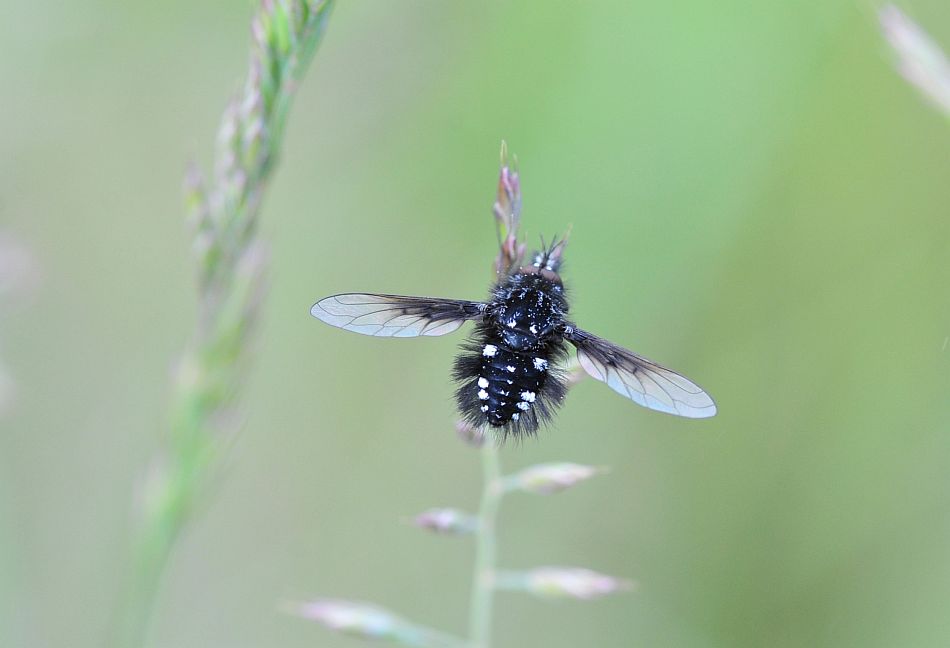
[113,2,335,647]
[879,5,950,117]
[503,462,607,495]
[290,599,468,647]
[412,508,480,535]
[494,567,634,600]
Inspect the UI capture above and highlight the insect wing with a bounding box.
[311,293,485,338]
[566,328,716,418]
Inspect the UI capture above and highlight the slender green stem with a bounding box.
[468,441,502,648]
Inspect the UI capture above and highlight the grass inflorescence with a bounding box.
[113,2,334,646]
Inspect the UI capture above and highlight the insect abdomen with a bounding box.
[453,327,567,437]
[481,343,547,426]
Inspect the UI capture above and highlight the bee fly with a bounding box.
[311,238,716,437]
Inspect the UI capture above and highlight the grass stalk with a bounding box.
[468,442,502,648]
[112,2,334,646]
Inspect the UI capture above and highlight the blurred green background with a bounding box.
[3,1,950,647]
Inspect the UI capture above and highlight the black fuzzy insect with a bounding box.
[311,240,716,438]
[452,250,572,437]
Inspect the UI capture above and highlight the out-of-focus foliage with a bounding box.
[1,2,949,648]
[881,5,950,116]
[115,2,334,647]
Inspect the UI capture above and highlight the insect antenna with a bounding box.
[533,227,571,272]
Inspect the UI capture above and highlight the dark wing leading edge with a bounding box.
[565,327,717,419]
[311,293,486,338]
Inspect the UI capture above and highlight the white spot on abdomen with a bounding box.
[505,365,516,373]
[483,344,497,357]
[511,412,520,421]
[533,357,548,370]
[477,377,489,388]
[517,401,530,411]
[478,390,489,400]
[520,391,536,403]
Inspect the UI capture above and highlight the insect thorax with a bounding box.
[488,271,567,351]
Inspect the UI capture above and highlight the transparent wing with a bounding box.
[311,293,486,338]
[565,327,717,418]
